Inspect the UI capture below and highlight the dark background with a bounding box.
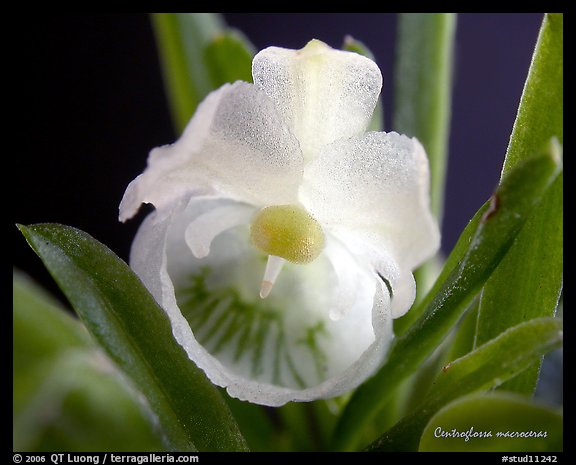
[13,13,544,299]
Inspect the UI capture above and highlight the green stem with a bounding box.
[393,13,456,223]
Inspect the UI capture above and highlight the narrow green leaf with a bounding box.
[204,31,255,87]
[13,272,165,452]
[14,351,166,452]
[395,207,483,336]
[18,224,249,452]
[419,392,562,452]
[478,176,562,394]
[343,35,383,131]
[443,295,480,362]
[277,401,337,451]
[342,35,375,57]
[14,271,90,419]
[13,271,91,369]
[502,13,563,173]
[393,13,456,223]
[151,14,256,134]
[223,395,337,451]
[331,148,562,451]
[374,296,479,446]
[222,396,282,452]
[151,13,225,133]
[475,13,563,394]
[366,318,562,451]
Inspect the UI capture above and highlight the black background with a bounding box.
[12,13,544,300]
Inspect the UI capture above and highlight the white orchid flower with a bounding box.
[119,39,440,406]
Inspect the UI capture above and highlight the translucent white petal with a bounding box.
[119,82,303,222]
[130,198,394,406]
[185,204,254,259]
[323,235,363,321]
[330,227,416,319]
[252,40,382,162]
[388,272,416,319]
[300,132,440,271]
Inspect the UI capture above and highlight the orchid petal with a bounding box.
[388,272,417,319]
[130,198,393,406]
[330,228,416,319]
[252,40,382,162]
[300,131,440,271]
[185,203,254,259]
[323,235,364,321]
[119,82,303,222]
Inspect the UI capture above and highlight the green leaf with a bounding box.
[393,13,456,223]
[151,13,224,134]
[14,351,166,452]
[151,13,255,134]
[366,317,562,451]
[342,35,383,131]
[14,270,89,420]
[13,272,165,452]
[204,31,255,87]
[331,146,562,451]
[222,396,283,452]
[18,224,249,452]
[223,395,337,452]
[501,14,563,173]
[419,392,562,452]
[13,271,91,371]
[474,13,563,394]
[443,296,480,362]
